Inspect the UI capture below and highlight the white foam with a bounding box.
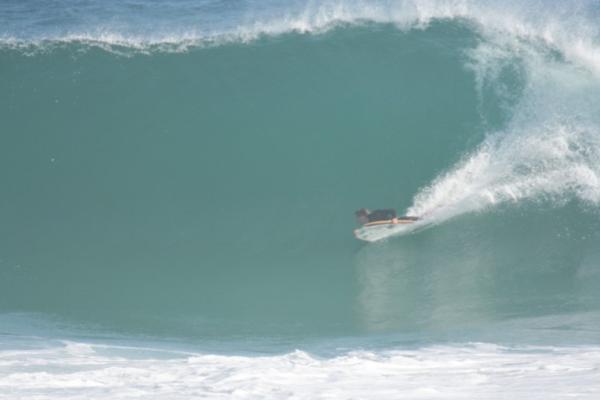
[408,126,600,222]
[1,340,599,399]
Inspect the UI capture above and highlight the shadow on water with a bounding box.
[353,204,600,344]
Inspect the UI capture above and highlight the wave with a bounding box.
[5,2,600,228]
[3,0,600,347]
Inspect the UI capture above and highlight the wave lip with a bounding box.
[1,0,600,67]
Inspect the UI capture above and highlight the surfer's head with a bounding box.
[355,208,371,225]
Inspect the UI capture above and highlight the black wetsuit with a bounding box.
[367,209,397,222]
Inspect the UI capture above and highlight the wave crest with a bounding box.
[2,0,600,69]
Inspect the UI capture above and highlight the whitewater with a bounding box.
[1,337,599,399]
[2,0,600,398]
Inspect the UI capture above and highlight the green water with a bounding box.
[2,22,600,345]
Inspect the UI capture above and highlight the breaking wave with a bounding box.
[5,1,600,226]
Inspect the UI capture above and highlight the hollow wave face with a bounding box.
[5,0,600,223]
[2,0,600,344]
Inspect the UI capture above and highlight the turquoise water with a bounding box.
[1,23,483,338]
[2,1,600,398]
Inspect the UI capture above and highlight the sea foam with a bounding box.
[1,339,599,399]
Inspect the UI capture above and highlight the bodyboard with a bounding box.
[353,218,419,242]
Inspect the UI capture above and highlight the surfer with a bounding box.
[355,208,419,225]
[355,208,398,224]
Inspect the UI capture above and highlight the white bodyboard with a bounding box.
[353,219,421,242]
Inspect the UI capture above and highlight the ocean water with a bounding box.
[2,0,600,398]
